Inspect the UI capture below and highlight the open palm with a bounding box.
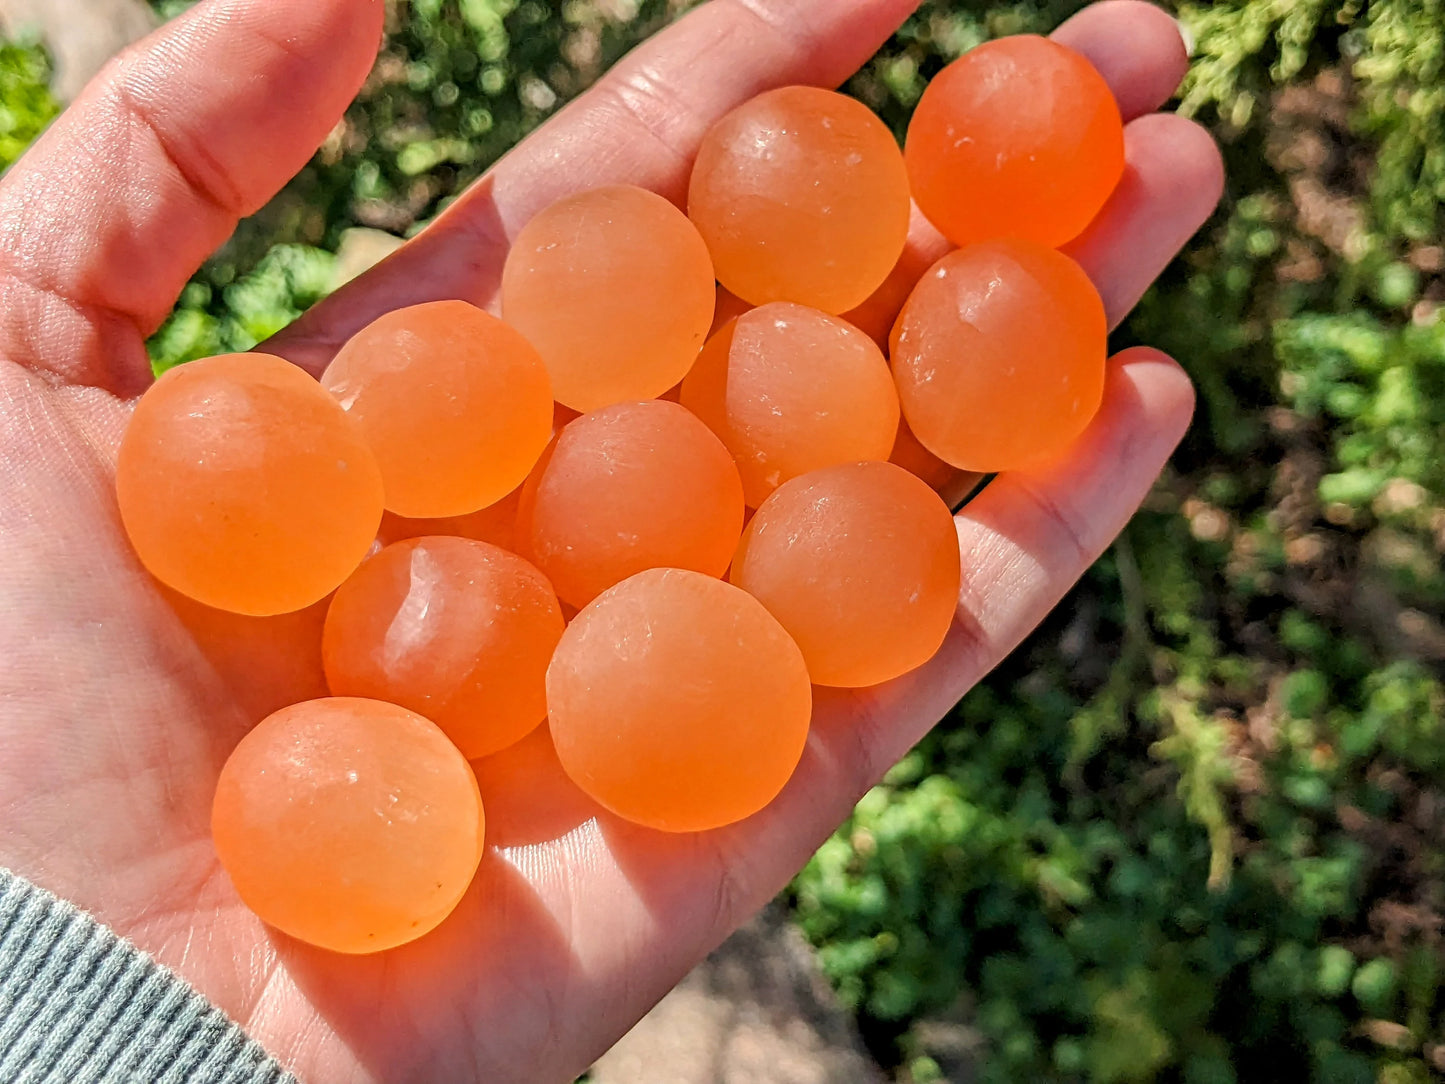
[0,0,1222,1080]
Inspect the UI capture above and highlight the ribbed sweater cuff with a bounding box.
[0,868,294,1084]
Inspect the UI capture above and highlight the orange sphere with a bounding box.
[681,303,899,507]
[117,353,383,616]
[688,86,911,314]
[320,301,552,518]
[211,697,484,953]
[547,569,811,832]
[732,462,961,688]
[377,485,523,551]
[516,400,744,609]
[905,35,1125,248]
[892,240,1107,472]
[323,538,564,759]
[501,185,716,411]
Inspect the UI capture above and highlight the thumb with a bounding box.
[0,0,383,392]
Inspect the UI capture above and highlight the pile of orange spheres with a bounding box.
[114,32,1122,954]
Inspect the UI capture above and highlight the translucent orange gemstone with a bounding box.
[688,86,911,314]
[905,35,1125,248]
[501,185,716,411]
[516,400,744,609]
[323,538,564,759]
[681,303,899,507]
[211,697,484,953]
[893,240,1107,472]
[547,569,811,832]
[732,462,961,687]
[321,301,552,519]
[376,485,523,551]
[117,353,383,616]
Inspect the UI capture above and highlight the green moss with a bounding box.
[0,37,59,172]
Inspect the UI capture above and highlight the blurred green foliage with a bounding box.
[149,246,337,373]
[797,1,1445,1080]
[0,37,58,171]
[1,0,1439,1078]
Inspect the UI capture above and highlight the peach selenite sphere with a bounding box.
[502,185,716,412]
[516,400,745,609]
[905,35,1125,249]
[211,697,485,954]
[682,303,899,507]
[321,301,553,519]
[688,86,911,314]
[547,569,812,832]
[891,239,1107,473]
[117,352,383,616]
[323,537,565,759]
[732,461,962,687]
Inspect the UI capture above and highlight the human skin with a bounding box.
[0,1,1222,1081]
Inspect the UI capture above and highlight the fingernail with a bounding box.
[1173,15,1196,58]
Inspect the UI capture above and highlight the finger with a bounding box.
[270,0,1192,374]
[1052,0,1190,122]
[274,0,919,372]
[270,0,922,371]
[1063,113,1225,328]
[0,0,383,392]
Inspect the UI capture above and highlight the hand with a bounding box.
[0,0,1222,1080]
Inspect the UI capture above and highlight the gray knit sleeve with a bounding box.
[0,868,295,1084]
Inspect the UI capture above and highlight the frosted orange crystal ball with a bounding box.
[547,569,812,832]
[320,301,552,519]
[892,239,1107,473]
[681,303,899,507]
[117,353,383,616]
[688,86,911,314]
[905,35,1125,249]
[501,185,716,411]
[732,462,961,688]
[323,537,565,759]
[516,400,744,609]
[211,697,485,954]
